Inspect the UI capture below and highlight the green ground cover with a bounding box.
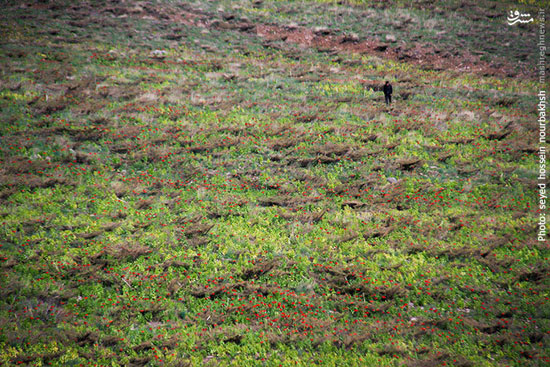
[0,0,548,366]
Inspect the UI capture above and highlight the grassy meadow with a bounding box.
[0,0,548,366]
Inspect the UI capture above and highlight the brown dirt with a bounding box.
[132,342,154,352]
[253,24,518,79]
[186,236,209,248]
[313,264,407,299]
[135,198,153,210]
[310,143,350,157]
[340,200,367,209]
[516,264,549,284]
[0,174,76,189]
[77,230,103,239]
[377,344,408,356]
[2,156,51,175]
[129,356,153,366]
[191,280,280,300]
[406,353,473,367]
[182,222,214,237]
[363,226,394,240]
[102,222,121,232]
[395,157,424,171]
[187,138,241,153]
[484,127,514,141]
[72,331,99,347]
[106,243,151,260]
[268,137,303,151]
[240,259,278,280]
[277,208,326,223]
[71,127,107,142]
[347,148,382,161]
[332,231,360,244]
[443,137,475,145]
[160,259,189,271]
[258,194,322,208]
[296,155,339,167]
[80,0,527,79]
[191,282,244,299]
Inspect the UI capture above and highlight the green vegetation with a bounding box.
[0,0,547,366]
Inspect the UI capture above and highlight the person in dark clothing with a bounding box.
[383,81,392,105]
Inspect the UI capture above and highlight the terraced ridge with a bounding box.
[0,0,547,366]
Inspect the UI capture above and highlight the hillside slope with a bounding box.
[0,0,548,366]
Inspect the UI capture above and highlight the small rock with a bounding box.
[313,26,330,35]
[222,13,234,21]
[285,22,299,30]
[105,49,121,60]
[228,63,242,72]
[150,49,167,59]
[217,21,235,30]
[129,6,143,13]
[387,177,398,184]
[341,33,359,43]
[456,110,476,122]
[435,120,448,131]
[386,34,397,42]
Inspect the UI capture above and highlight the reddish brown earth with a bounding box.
[46,0,531,79]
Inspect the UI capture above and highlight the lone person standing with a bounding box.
[383,80,393,106]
